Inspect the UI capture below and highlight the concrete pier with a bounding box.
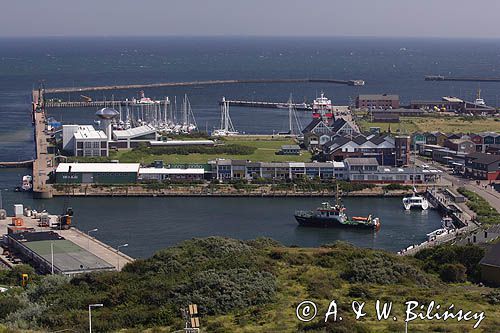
[43,78,364,94]
[32,89,54,198]
[221,99,312,110]
[0,213,133,272]
[425,75,500,83]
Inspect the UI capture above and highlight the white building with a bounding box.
[111,125,159,149]
[138,168,205,181]
[62,125,108,157]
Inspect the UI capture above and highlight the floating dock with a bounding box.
[43,78,365,94]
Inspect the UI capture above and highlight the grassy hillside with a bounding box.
[0,238,498,332]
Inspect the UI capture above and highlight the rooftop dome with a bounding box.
[95,107,119,119]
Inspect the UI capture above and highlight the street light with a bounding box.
[88,303,103,333]
[116,243,129,271]
[51,241,54,275]
[87,228,98,250]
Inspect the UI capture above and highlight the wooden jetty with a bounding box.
[43,78,365,94]
[425,75,500,83]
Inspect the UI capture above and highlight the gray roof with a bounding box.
[331,118,347,133]
[281,145,300,150]
[358,94,399,101]
[480,242,500,268]
[466,152,500,165]
[302,118,321,134]
[344,157,379,166]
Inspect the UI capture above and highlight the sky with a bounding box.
[2,0,500,38]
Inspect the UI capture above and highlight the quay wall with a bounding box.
[50,185,416,197]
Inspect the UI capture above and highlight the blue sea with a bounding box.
[1,36,499,256]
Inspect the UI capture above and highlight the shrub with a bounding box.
[0,296,21,320]
[348,285,374,299]
[384,183,412,191]
[439,263,467,283]
[340,253,430,286]
[415,244,485,282]
[484,290,500,305]
[170,268,276,315]
[457,188,500,225]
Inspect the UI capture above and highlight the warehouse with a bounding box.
[55,163,140,184]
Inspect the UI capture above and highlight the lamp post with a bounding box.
[116,243,128,271]
[87,228,98,250]
[51,241,54,275]
[88,303,103,333]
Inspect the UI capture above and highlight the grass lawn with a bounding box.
[359,116,500,133]
[111,136,312,164]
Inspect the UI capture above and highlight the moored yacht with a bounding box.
[402,194,429,210]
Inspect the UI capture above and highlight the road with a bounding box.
[414,157,500,213]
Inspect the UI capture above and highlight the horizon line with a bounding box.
[1,34,500,41]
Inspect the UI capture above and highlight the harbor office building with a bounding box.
[54,160,439,185]
[212,159,439,184]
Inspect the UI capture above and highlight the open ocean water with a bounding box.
[1,36,499,257]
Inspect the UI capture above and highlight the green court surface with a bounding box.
[24,239,114,274]
[25,240,83,255]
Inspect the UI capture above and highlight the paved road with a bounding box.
[415,157,500,213]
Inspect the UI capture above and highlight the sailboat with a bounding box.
[180,94,198,133]
[212,97,239,136]
[278,94,303,136]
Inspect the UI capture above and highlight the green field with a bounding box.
[358,116,500,134]
[111,136,312,164]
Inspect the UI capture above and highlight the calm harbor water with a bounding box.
[0,168,442,257]
[2,36,498,256]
